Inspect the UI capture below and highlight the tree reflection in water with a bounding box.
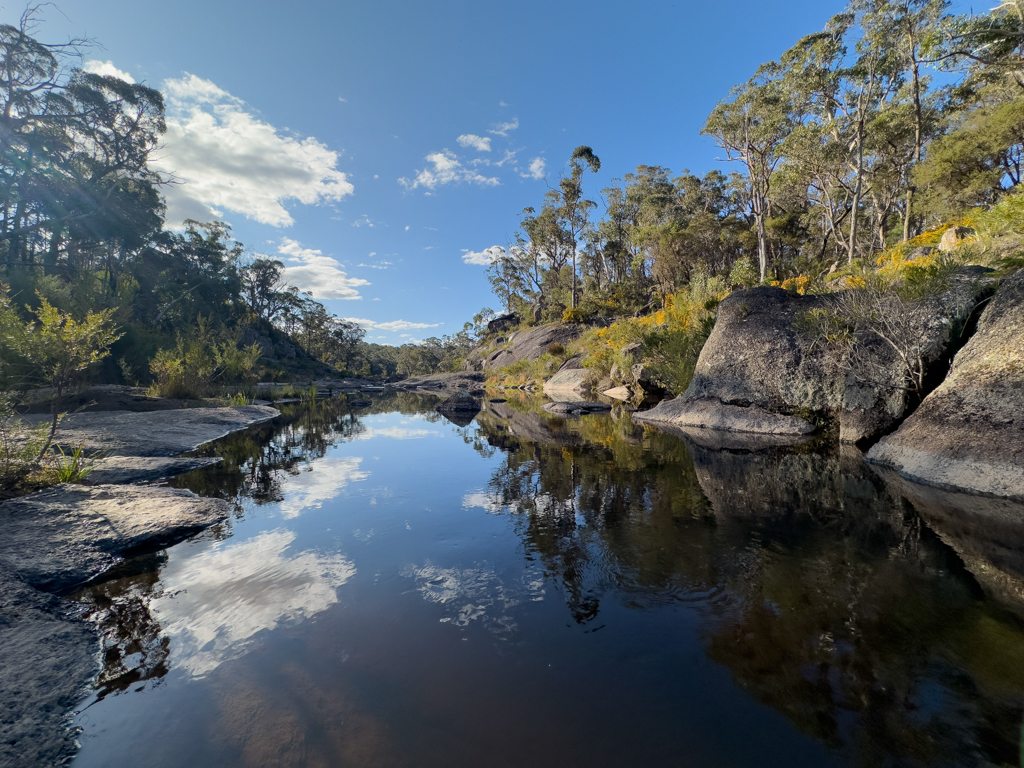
[72,392,441,702]
[69,392,1024,767]
[471,398,1024,768]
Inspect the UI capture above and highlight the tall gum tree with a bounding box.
[703,64,794,281]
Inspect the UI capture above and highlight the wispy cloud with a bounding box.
[399,150,500,190]
[462,246,505,266]
[488,118,519,137]
[278,238,368,300]
[351,215,378,228]
[345,318,442,332]
[152,73,353,228]
[457,134,491,152]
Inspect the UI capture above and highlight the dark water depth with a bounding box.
[67,393,1024,768]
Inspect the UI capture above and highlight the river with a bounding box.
[66,393,1024,767]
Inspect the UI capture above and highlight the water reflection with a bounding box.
[69,392,1024,768]
[470,399,1024,766]
[153,529,356,677]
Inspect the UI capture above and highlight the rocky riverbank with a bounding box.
[0,403,278,767]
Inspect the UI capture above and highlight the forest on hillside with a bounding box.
[485,0,1024,322]
[0,0,1022,407]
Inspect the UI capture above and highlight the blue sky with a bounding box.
[8,0,937,343]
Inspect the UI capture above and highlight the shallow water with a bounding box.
[68,393,1024,768]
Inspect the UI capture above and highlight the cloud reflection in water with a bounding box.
[154,529,356,677]
[277,456,369,519]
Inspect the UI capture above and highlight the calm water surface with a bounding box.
[67,393,1024,768]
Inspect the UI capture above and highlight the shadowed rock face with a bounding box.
[867,268,1024,499]
[639,270,993,443]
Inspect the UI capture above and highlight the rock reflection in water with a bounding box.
[472,401,1024,767]
[69,393,1024,768]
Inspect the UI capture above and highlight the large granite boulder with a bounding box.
[472,323,584,371]
[637,270,993,442]
[866,268,1024,499]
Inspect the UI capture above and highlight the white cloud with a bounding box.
[521,157,546,180]
[83,59,135,83]
[462,245,505,266]
[352,215,378,228]
[488,118,519,137]
[338,96,347,102]
[399,150,500,190]
[344,318,442,332]
[457,134,491,152]
[278,238,369,300]
[153,73,354,228]
[153,529,356,677]
[499,101,509,107]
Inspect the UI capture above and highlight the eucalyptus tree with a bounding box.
[703,63,794,280]
[0,13,165,280]
[854,0,950,240]
[558,146,601,309]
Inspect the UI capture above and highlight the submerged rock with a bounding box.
[867,268,1024,499]
[542,401,611,416]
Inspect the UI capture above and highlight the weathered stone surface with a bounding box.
[85,456,223,485]
[487,313,519,334]
[938,226,975,252]
[542,401,611,416]
[0,484,230,593]
[20,384,203,414]
[634,397,817,435]
[0,565,97,768]
[469,323,586,371]
[558,354,585,371]
[543,368,592,399]
[867,268,1024,499]
[675,270,993,443]
[21,405,279,458]
[630,362,664,395]
[241,328,275,357]
[610,342,643,384]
